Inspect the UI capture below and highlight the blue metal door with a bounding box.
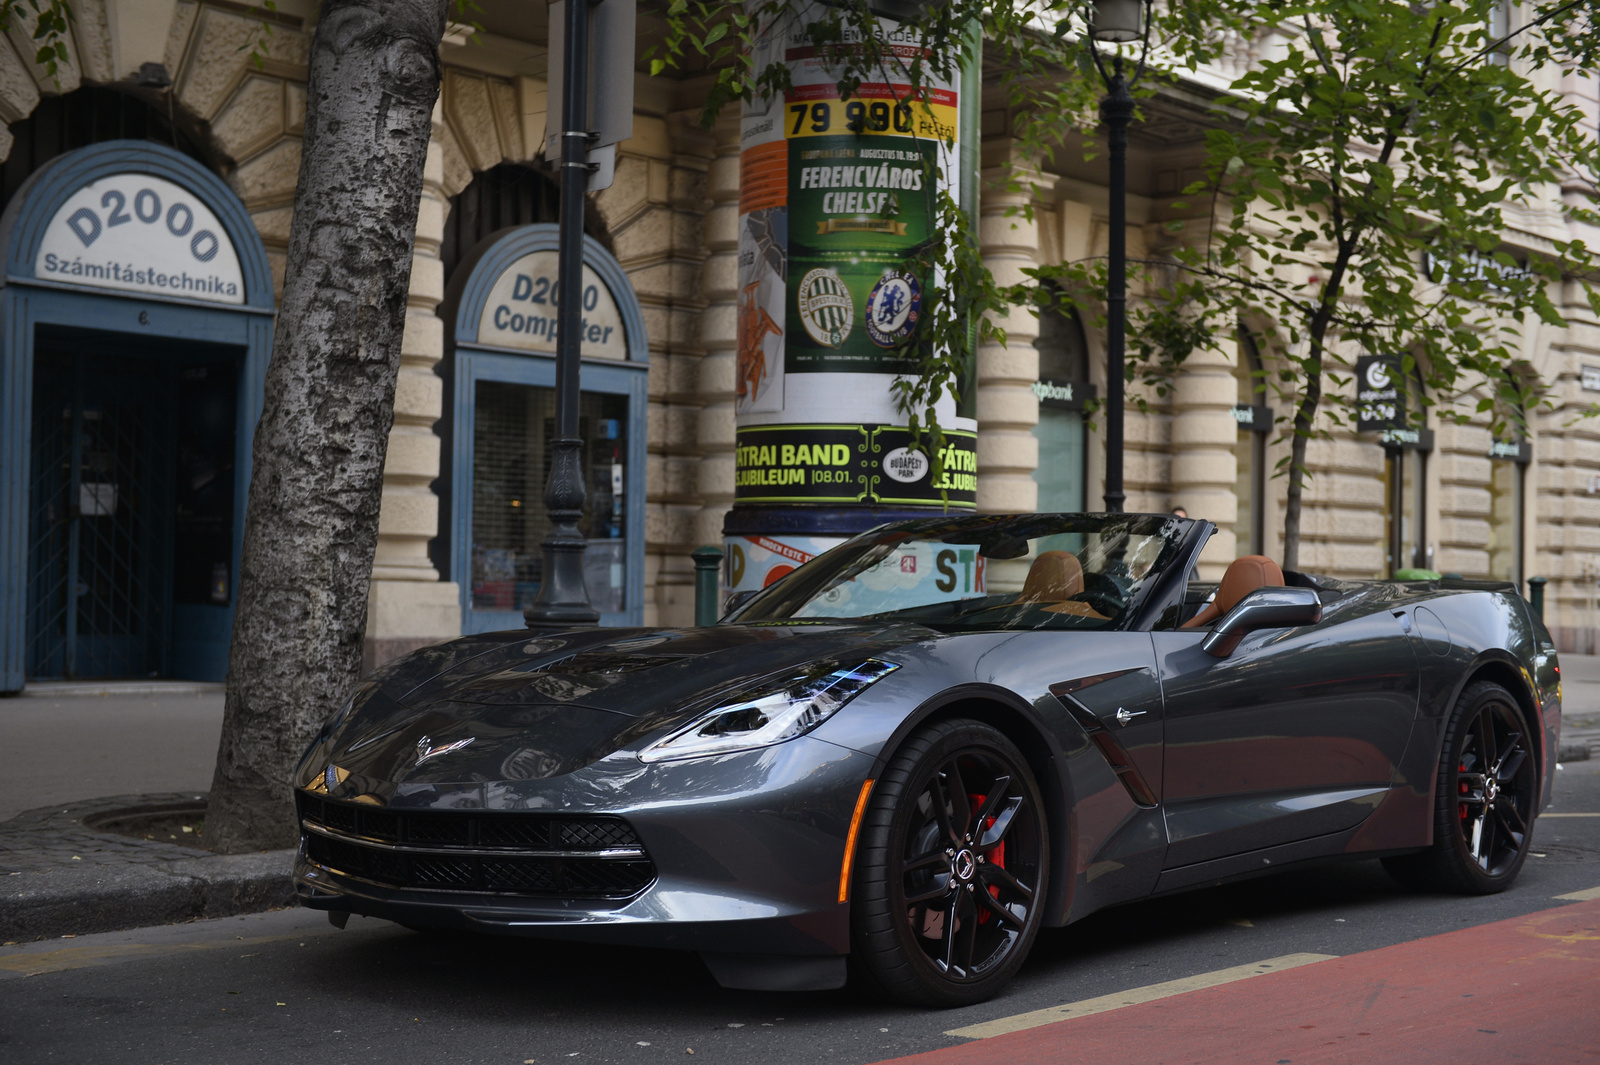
[25,345,173,678]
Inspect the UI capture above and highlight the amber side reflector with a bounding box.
[838,779,876,904]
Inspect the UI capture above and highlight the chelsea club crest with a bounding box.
[865,270,921,348]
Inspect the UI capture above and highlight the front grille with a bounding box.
[298,794,655,900]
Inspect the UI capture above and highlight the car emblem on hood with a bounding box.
[414,735,475,766]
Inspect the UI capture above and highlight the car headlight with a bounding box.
[638,659,899,763]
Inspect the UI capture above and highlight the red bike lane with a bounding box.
[875,898,1600,1065]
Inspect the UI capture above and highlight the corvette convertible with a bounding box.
[294,513,1560,1006]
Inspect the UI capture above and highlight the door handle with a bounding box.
[1114,707,1145,727]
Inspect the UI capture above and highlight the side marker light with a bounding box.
[838,779,876,904]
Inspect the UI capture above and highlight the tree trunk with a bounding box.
[206,0,447,853]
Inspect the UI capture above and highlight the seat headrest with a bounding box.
[1018,550,1085,603]
[1216,555,1285,615]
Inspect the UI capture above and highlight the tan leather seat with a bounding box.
[1017,550,1085,603]
[1182,555,1285,629]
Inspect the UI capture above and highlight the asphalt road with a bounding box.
[4,759,1597,1065]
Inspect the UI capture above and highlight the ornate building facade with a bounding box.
[0,0,1594,692]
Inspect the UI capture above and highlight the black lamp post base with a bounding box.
[524,435,601,629]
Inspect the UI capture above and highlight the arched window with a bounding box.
[1032,302,1092,513]
[2,85,224,216]
[1233,324,1270,556]
[441,163,564,284]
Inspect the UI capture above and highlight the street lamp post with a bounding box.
[525,0,601,628]
[1087,0,1152,514]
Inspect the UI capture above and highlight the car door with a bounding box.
[1153,591,1421,869]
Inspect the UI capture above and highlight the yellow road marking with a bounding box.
[1541,813,1600,818]
[944,953,1337,1039]
[0,930,321,977]
[1553,886,1600,902]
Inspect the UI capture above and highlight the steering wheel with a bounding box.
[1073,572,1128,616]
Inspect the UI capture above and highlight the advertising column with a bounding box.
[727,1,979,596]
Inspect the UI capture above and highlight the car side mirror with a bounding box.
[720,589,760,620]
[1201,586,1323,658]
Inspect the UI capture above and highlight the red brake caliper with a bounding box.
[969,794,1006,923]
[1458,762,1469,821]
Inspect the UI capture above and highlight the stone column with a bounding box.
[1171,338,1238,577]
[1434,421,1492,578]
[975,152,1045,513]
[691,117,742,610]
[364,99,461,670]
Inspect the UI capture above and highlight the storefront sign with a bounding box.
[1232,403,1272,432]
[477,251,627,359]
[1355,354,1403,432]
[1488,438,1532,463]
[1582,365,1600,392]
[1379,427,1434,451]
[1032,378,1094,410]
[35,173,244,304]
[734,423,976,507]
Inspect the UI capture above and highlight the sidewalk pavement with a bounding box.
[0,683,294,941]
[2,654,1598,942]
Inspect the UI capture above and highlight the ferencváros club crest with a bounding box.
[797,267,853,348]
[866,270,922,348]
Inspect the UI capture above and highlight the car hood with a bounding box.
[311,622,934,790]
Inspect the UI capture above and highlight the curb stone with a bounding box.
[0,793,296,941]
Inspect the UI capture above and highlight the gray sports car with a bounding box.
[293,513,1560,1006]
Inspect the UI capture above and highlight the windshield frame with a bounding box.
[723,513,1211,633]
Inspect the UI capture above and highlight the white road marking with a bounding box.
[1553,886,1600,902]
[943,953,1337,1040]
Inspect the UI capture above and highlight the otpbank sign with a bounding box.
[34,173,244,305]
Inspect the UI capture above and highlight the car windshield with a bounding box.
[729,513,1191,631]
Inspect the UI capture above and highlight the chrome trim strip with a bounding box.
[299,862,648,900]
[301,820,646,859]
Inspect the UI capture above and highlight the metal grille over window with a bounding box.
[470,381,629,614]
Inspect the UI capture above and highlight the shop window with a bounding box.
[470,382,629,615]
[1487,375,1529,585]
[1382,446,1427,574]
[1032,303,1092,513]
[1380,367,1430,575]
[1487,455,1524,585]
[1233,324,1270,556]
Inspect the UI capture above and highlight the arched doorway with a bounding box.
[0,140,274,690]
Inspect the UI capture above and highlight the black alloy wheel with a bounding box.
[1383,680,1538,894]
[851,720,1048,1006]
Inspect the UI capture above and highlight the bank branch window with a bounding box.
[1032,303,1092,513]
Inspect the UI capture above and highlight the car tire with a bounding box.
[1382,680,1538,894]
[850,719,1049,1007]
